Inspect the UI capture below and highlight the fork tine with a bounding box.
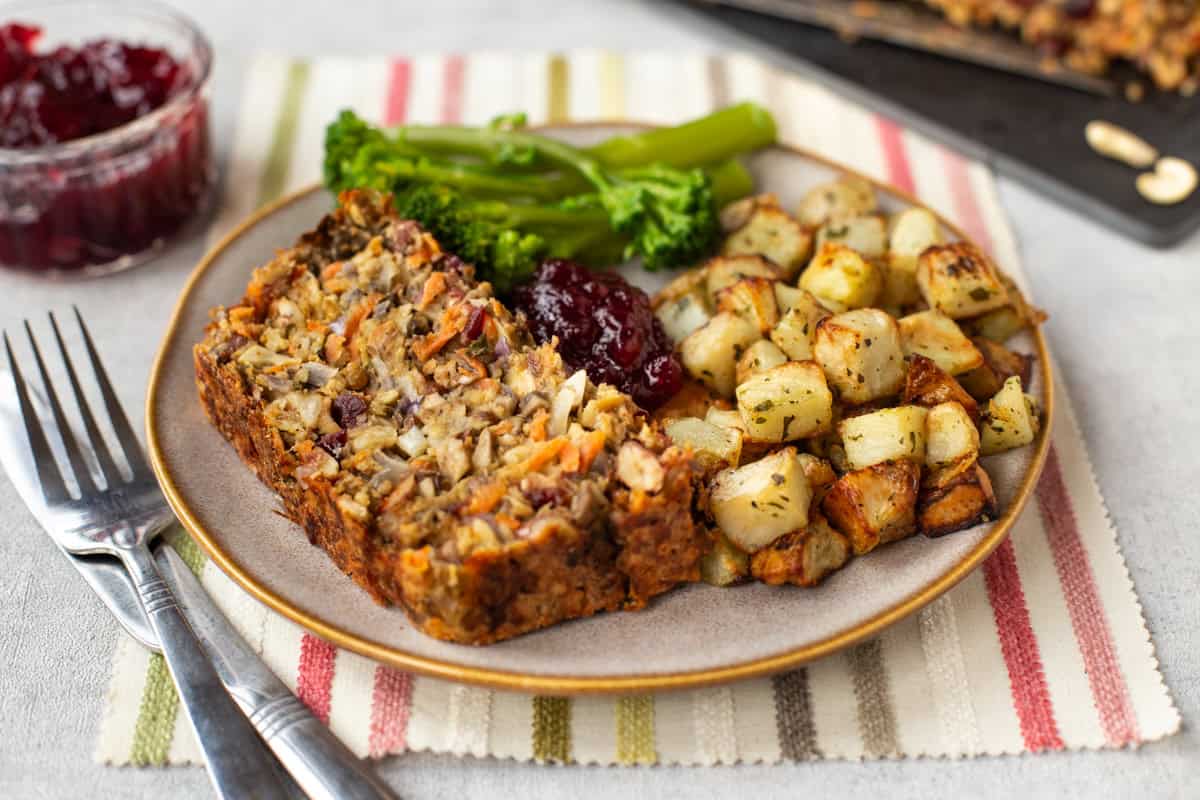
[5,332,71,504]
[49,311,124,487]
[72,306,150,477]
[25,321,97,495]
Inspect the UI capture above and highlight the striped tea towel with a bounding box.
[97,51,1180,766]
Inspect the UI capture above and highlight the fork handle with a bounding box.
[118,541,295,800]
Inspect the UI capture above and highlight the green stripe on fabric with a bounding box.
[531,696,571,762]
[616,696,656,765]
[129,655,180,766]
[165,527,206,576]
[257,60,312,206]
[546,54,569,124]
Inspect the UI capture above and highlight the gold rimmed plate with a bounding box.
[147,123,1053,694]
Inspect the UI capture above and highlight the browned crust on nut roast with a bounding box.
[193,193,707,645]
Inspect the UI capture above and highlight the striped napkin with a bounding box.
[98,51,1180,767]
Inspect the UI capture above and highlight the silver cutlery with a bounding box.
[2,309,296,799]
[0,308,398,800]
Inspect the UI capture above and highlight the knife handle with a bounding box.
[119,541,295,800]
[249,696,398,800]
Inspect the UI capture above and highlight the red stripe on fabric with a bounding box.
[296,635,338,725]
[874,116,915,194]
[941,149,994,256]
[1037,446,1140,745]
[368,666,415,757]
[384,59,411,125]
[982,539,1065,751]
[441,55,465,124]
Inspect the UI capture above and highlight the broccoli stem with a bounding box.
[367,158,575,200]
[707,159,756,208]
[395,102,777,173]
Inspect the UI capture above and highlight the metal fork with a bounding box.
[5,309,293,800]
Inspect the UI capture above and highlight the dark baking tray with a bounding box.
[671,0,1200,247]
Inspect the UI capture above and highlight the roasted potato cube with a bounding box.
[958,338,1034,401]
[897,310,984,376]
[813,309,906,405]
[797,452,837,502]
[656,288,712,344]
[796,176,877,226]
[653,267,708,309]
[901,354,980,422]
[839,406,928,470]
[719,193,778,232]
[700,531,751,586]
[769,291,830,361]
[805,431,852,474]
[919,457,997,537]
[680,312,762,398]
[706,255,782,304]
[750,513,850,587]
[925,402,980,468]
[880,258,922,314]
[815,214,887,259]
[716,277,780,333]
[799,242,883,312]
[665,417,743,468]
[705,406,746,432]
[710,448,813,552]
[980,376,1040,455]
[736,361,835,442]
[821,459,921,555]
[888,207,943,266]
[722,205,813,279]
[654,377,723,424]
[959,277,1044,343]
[916,242,1010,319]
[736,339,788,384]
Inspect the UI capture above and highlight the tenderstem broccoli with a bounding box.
[323,103,777,290]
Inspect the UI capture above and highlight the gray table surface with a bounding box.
[0,1,1196,798]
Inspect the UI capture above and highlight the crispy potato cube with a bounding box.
[925,402,980,468]
[705,406,746,432]
[880,258,922,314]
[919,457,997,537]
[654,377,724,424]
[736,339,788,384]
[902,354,980,422]
[916,242,1010,319]
[980,376,1040,455]
[888,207,943,265]
[655,288,712,344]
[959,277,1044,343]
[838,406,928,470]
[821,459,921,555]
[700,531,751,587]
[716,277,780,333]
[722,205,813,279]
[749,513,850,587]
[719,193,778,232]
[680,312,762,398]
[805,431,852,474]
[706,255,782,304]
[796,176,877,226]
[665,417,743,469]
[897,310,984,376]
[799,242,883,312]
[710,447,813,552]
[797,452,837,502]
[769,291,830,360]
[816,214,887,259]
[773,282,805,314]
[653,267,708,309]
[736,361,834,443]
[813,309,906,405]
[959,338,1034,401]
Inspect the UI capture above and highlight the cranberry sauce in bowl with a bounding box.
[0,2,213,276]
[511,259,684,410]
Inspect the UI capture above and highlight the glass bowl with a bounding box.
[0,0,214,277]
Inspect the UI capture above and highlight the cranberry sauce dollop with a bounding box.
[0,23,188,148]
[511,259,683,410]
